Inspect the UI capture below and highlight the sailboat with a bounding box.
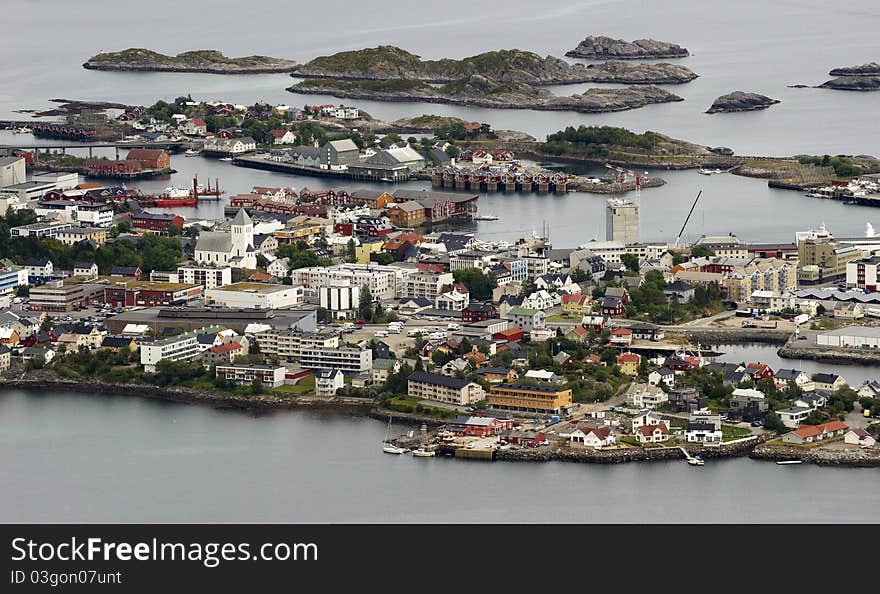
[382,415,407,454]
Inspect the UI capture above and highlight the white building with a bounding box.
[319,284,360,319]
[293,263,398,301]
[176,265,232,290]
[194,209,258,269]
[315,368,345,396]
[606,198,640,244]
[255,329,372,375]
[625,383,668,409]
[215,364,285,388]
[399,270,454,300]
[817,326,880,349]
[140,334,200,372]
[0,156,26,188]
[205,282,304,309]
[204,136,257,155]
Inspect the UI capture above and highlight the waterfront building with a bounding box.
[215,364,286,388]
[816,326,880,349]
[254,329,371,375]
[605,198,639,244]
[636,424,670,444]
[781,421,848,445]
[488,383,572,415]
[320,139,360,169]
[777,406,812,429]
[204,282,304,309]
[407,371,485,406]
[797,225,860,284]
[685,422,722,443]
[204,137,257,155]
[140,334,200,373]
[315,369,345,397]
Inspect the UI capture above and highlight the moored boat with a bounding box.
[776,460,804,465]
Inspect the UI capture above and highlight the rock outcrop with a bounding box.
[565,36,689,60]
[828,62,880,76]
[83,48,299,74]
[820,76,880,91]
[296,45,636,85]
[706,91,780,113]
[578,61,697,84]
[288,76,683,114]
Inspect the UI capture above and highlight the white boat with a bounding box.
[698,168,712,175]
[412,448,435,457]
[382,415,407,454]
[473,214,499,221]
[687,456,705,466]
[379,177,394,183]
[776,460,804,465]
[219,156,233,162]
[184,149,200,157]
[12,127,31,134]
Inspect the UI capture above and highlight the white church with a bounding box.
[194,208,258,269]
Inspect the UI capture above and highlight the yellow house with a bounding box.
[616,352,641,377]
[561,293,591,316]
[0,328,20,346]
[355,239,385,264]
[488,383,572,415]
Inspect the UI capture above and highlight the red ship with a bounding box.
[136,175,223,207]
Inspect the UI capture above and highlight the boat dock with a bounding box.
[232,155,415,183]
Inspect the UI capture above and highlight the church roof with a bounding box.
[232,208,251,226]
[195,231,233,253]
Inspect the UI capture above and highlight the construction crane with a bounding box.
[674,190,703,248]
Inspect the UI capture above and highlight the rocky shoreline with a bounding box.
[777,341,880,364]
[578,61,698,84]
[83,48,299,74]
[819,76,880,91]
[565,36,689,60]
[828,62,880,77]
[750,443,880,467]
[706,92,780,113]
[288,78,683,114]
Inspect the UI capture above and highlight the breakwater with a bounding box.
[750,443,880,467]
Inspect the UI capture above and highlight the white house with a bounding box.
[625,383,668,409]
[631,410,667,432]
[567,425,616,448]
[267,257,291,279]
[648,367,675,388]
[685,422,722,443]
[315,368,345,397]
[73,262,98,277]
[844,429,876,448]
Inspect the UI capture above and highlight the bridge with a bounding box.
[0,140,194,159]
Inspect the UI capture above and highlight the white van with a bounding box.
[447,323,461,331]
[374,330,389,338]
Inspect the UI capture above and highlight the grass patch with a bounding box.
[721,424,753,441]
[272,375,316,396]
[386,395,456,419]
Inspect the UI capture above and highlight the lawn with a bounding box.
[272,375,316,396]
[386,396,456,419]
[721,424,753,441]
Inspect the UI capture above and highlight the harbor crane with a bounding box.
[673,189,703,248]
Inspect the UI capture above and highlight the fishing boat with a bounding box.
[219,156,233,162]
[473,213,499,221]
[382,415,407,455]
[379,177,394,183]
[776,460,804,465]
[184,149,200,157]
[137,187,197,207]
[13,127,31,134]
[412,447,435,457]
[687,456,705,466]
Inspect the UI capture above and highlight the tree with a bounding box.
[452,268,497,301]
[251,379,264,395]
[358,285,373,321]
[620,253,639,273]
[763,411,786,433]
[458,337,472,355]
[570,268,591,283]
[690,245,716,259]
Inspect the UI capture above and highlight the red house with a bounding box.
[84,159,143,176]
[462,303,498,323]
[502,429,546,448]
[447,416,513,437]
[746,363,774,382]
[600,297,626,317]
[130,212,184,233]
[493,328,524,343]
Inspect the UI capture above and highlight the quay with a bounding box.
[232,154,415,183]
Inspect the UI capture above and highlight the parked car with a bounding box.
[750,420,763,427]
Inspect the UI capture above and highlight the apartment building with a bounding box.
[293,264,398,300]
[723,257,799,302]
[407,371,485,406]
[177,265,233,290]
[399,270,454,300]
[254,329,372,374]
[215,364,285,388]
[488,383,573,415]
[140,334,200,372]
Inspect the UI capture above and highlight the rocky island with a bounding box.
[565,36,689,60]
[288,75,683,113]
[578,61,697,84]
[295,45,640,85]
[819,76,880,91]
[83,48,299,74]
[706,92,780,113]
[828,62,880,76]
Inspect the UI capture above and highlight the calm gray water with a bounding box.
[1,388,877,523]
[3,0,880,155]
